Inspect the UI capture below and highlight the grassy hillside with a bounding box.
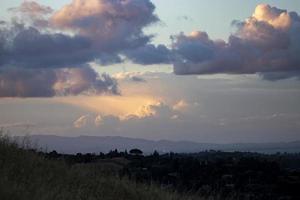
[0,135,207,200]
[3,133,299,200]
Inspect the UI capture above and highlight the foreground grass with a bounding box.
[0,135,211,200]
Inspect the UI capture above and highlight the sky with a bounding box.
[0,0,300,143]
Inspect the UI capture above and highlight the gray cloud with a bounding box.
[0,0,159,97]
[54,66,120,96]
[0,68,57,97]
[124,44,171,65]
[0,0,159,69]
[0,24,93,69]
[50,0,158,62]
[172,4,300,80]
[0,66,119,97]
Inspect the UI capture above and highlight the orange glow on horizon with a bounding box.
[54,95,162,118]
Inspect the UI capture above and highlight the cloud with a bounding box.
[0,24,93,69]
[2,1,299,92]
[124,44,171,65]
[73,115,89,128]
[54,66,119,96]
[3,71,299,142]
[72,100,182,129]
[74,114,105,128]
[120,101,182,121]
[0,66,119,97]
[0,0,161,98]
[55,95,159,118]
[173,100,189,111]
[113,72,146,82]
[172,4,300,80]
[9,1,53,16]
[0,68,57,97]
[51,0,158,60]
[8,1,53,28]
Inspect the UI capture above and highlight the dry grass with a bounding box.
[0,133,212,200]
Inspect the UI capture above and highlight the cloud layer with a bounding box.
[172,4,300,80]
[1,0,159,68]
[0,0,160,97]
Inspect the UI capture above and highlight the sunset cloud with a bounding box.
[0,0,160,70]
[0,0,160,97]
[51,0,158,63]
[125,101,176,120]
[56,95,159,117]
[73,115,89,128]
[72,100,183,129]
[172,4,300,80]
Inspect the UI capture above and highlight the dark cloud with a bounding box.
[172,4,300,80]
[124,44,171,65]
[172,31,219,64]
[0,68,56,97]
[0,24,93,69]
[0,0,159,69]
[54,66,120,96]
[0,66,119,97]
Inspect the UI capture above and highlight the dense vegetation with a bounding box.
[1,134,300,200]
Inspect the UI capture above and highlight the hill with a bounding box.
[2,134,300,200]
[14,135,300,154]
[0,134,201,200]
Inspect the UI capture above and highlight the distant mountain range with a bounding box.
[14,135,300,154]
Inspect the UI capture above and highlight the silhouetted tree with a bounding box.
[153,150,159,157]
[129,148,143,156]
